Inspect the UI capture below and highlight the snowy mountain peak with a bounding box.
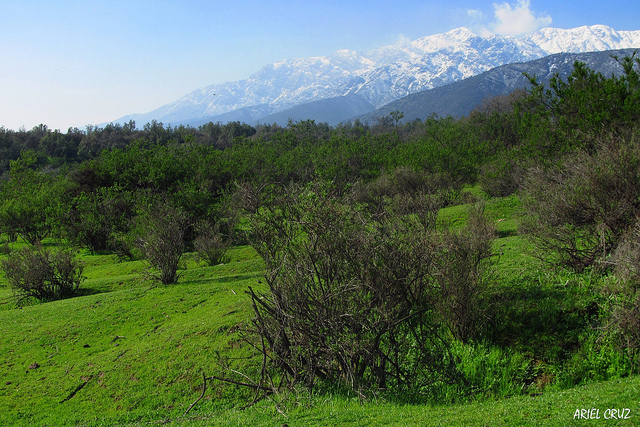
[411,27,479,52]
[524,25,640,54]
[114,24,640,127]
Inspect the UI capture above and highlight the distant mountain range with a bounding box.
[357,48,638,123]
[112,25,640,127]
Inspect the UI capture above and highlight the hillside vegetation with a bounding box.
[1,55,640,425]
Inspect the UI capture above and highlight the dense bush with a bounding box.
[246,182,495,394]
[520,134,640,271]
[62,186,135,254]
[477,152,526,197]
[0,153,66,245]
[1,245,84,305]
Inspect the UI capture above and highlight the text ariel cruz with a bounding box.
[573,408,631,420]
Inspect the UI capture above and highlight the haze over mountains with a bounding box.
[113,25,640,127]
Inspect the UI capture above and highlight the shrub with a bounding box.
[520,134,640,271]
[194,221,229,265]
[245,182,496,395]
[63,186,134,254]
[610,290,640,367]
[1,245,84,305]
[478,152,526,197]
[0,153,65,245]
[434,204,496,343]
[135,198,189,284]
[0,242,10,255]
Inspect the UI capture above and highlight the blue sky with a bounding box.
[1,0,639,131]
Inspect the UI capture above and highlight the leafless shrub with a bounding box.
[245,182,495,395]
[521,135,640,271]
[611,291,640,352]
[353,167,458,220]
[433,204,496,342]
[611,222,640,284]
[135,198,189,284]
[1,245,84,305]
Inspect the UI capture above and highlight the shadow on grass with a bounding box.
[76,287,107,297]
[485,278,597,360]
[179,273,262,287]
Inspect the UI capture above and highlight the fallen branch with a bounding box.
[207,374,274,392]
[184,371,276,416]
[60,378,90,403]
[184,372,207,416]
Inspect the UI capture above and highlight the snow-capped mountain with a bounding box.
[114,25,640,126]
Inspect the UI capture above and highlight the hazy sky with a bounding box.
[1,0,639,131]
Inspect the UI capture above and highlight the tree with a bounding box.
[62,186,134,254]
[516,55,640,158]
[0,152,65,244]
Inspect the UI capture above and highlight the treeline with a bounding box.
[2,54,640,399]
[2,53,640,294]
[0,120,258,173]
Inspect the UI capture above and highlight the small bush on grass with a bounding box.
[1,245,84,305]
[194,221,229,265]
[134,198,189,285]
[434,204,496,343]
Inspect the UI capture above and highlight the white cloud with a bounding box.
[467,9,485,21]
[394,33,412,48]
[486,0,552,36]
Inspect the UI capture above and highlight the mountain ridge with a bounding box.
[356,48,639,124]
[112,25,640,127]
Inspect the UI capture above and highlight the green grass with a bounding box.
[174,375,640,426]
[1,196,639,426]
[0,245,264,426]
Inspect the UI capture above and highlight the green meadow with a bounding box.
[1,194,638,426]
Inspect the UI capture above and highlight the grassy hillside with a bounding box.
[1,193,639,426]
[0,245,264,425]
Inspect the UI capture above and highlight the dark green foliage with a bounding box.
[515,55,640,158]
[1,245,84,305]
[477,152,526,197]
[194,220,229,265]
[62,186,134,254]
[0,152,66,245]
